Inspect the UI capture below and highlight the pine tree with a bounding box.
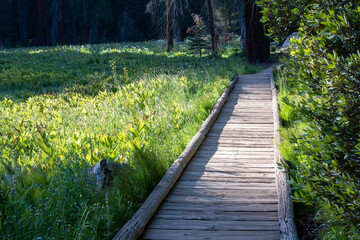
[186,14,208,56]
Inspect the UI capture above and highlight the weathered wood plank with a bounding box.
[214,118,274,124]
[202,139,272,146]
[198,146,274,152]
[170,186,277,197]
[159,202,279,212]
[141,229,280,240]
[228,95,272,99]
[154,209,278,221]
[165,195,278,204]
[211,123,274,129]
[181,171,276,179]
[175,180,276,189]
[179,175,276,183]
[147,219,279,231]
[185,166,275,174]
[203,135,273,141]
[206,131,274,138]
[201,143,274,148]
[194,152,274,158]
[187,161,274,167]
[191,155,273,160]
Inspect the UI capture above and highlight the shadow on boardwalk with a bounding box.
[140,71,280,240]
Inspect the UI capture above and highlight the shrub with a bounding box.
[258,0,360,237]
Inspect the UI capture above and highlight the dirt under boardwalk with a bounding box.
[140,72,280,240]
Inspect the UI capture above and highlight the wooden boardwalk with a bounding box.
[140,71,280,240]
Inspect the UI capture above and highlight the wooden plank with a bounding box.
[221,109,274,114]
[159,202,279,212]
[211,123,274,129]
[185,165,275,173]
[206,131,274,138]
[203,135,273,141]
[198,146,274,152]
[191,155,273,160]
[154,209,278,221]
[201,142,273,148]
[217,113,274,118]
[165,195,278,204]
[175,180,276,190]
[147,219,279,231]
[194,151,274,158]
[231,91,272,95]
[170,187,277,197]
[209,127,275,132]
[141,229,280,240]
[229,94,271,98]
[187,161,274,167]
[202,137,272,144]
[181,171,276,179]
[235,85,271,89]
[214,118,274,124]
[226,101,273,106]
[216,114,274,119]
[179,175,276,183]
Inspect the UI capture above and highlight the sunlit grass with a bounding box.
[0,41,259,239]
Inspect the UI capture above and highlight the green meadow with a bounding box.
[0,41,258,239]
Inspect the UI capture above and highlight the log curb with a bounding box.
[113,74,239,240]
[270,68,299,240]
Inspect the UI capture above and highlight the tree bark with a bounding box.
[206,0,217,53]
[243,0,269,63]
[166,0,174,52]
[0,35,4,49]
[18,0,29,46]
[11,0,18,48]
[51,0,63,46]
[34,0,49,46]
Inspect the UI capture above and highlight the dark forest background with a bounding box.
[0,0,245,48]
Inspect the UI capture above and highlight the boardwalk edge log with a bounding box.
[270,68,299,240]
[113,75,239,240]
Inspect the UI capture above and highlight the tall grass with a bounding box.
[0,41,259,239]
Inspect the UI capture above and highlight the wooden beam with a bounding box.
[270,68,299,239]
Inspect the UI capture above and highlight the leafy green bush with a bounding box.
[259,0,360,238]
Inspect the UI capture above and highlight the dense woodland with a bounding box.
[0,0,271,63]
[0,0,244,47]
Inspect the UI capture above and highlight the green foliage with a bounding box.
[257,0,312,44]
[265,1,360,238]
[0,41,259,239]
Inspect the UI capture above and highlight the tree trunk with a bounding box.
[243,0,269,63]
[34,0,49,46]
[236,0,246,49]
[0,35,4,49]
[166,0,174,52]
[51,0,63,46]
[81,2,90,44]
[11,0,18,48]
[18,0,29,46]
[206,0,217,53]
